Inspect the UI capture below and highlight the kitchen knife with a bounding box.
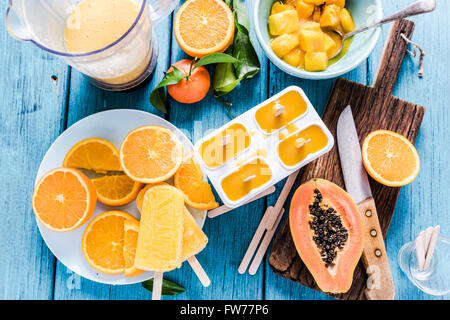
[337,105,395,300]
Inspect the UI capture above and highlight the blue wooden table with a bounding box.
[1,0,449,300]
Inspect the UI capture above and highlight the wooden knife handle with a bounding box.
[357,198,395,300]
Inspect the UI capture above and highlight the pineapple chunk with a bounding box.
[284,47,305,68]
[304,52,328,71]
[299,28,326,52]
[299,21,322,32]
[323,32,336,53]
[341,8,356,33]
[271,2,294,15]
[325,0,345,7]
[312,6,322,22]
[304,0,325,5]
[325,31,342,57]
[271,33,300,58]
[320,4,341,28]
[268,10,300,36]
[295,0,315,18]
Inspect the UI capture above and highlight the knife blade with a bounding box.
[336,105,395,300]
[336,106,372,204]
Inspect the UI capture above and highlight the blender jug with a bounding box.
[5,0,179,91]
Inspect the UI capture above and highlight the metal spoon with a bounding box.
[329,0,436,59]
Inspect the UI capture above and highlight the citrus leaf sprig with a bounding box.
[150,53,238,113]
[142,278,185,296]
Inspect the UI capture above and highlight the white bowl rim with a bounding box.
[253,0,383,80]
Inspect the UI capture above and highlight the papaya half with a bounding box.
[289,178,364,293]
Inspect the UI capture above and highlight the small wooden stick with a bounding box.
[423,225,440,270]
[238,206,274,274]
[248,208,285,275]
[265,170,299,231]
[295,138,311,149]
[188,256,211,287]
[222,135,230,146]
[423,226,434,255]
[207,186,276,218]
[273,102,284,117]
[152,272,163,300]
[244,175,256,182]
[415,234,426,271]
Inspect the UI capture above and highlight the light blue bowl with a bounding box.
[254,0,383,80]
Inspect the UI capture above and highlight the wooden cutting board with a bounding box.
[268,20,426,300]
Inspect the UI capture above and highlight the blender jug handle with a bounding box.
[5,0,33,41]
[149,0,180,27]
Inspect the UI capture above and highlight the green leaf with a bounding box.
[149,66,186,113]
[232,0,250,30]
[232,22,260,79]
[212,61,242,97]
[142,278,185,296]
[195,53,239,69]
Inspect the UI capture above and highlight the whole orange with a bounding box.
[167,59,210,104]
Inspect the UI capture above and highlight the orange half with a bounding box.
[123,219,145,277]
[92,175,143,206]
[32,168,97,232]
[174,0,235,57]
[82,211,137,275]
[120,125,183,183]
[362,130,420,187]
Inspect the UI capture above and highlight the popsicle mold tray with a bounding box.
[194,86,334,208]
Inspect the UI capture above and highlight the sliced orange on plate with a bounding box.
[63,138,121,172]
[174,0,235,57]
[82,211,137,274]
[64,138,142,206]
[92,174,143,207]
[32,168,97,232]
[362,130,420,187]
[174,152,218,210]
[120,125,183,184]
[123,219,145,277]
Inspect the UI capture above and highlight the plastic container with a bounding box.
[398,235,450,296]
[194,86,334,208]
[5,0,178,91]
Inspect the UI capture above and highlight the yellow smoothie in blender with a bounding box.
[64,0,151,85]
[221,158,272,202]
[255,91,307,134]
[277,125,328,167]
[200,123,251,168]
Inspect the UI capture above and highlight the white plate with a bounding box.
[34,109,206,285]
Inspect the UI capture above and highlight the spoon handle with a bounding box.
[344,0,436,40]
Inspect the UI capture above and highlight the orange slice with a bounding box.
[92,175,143,206]
[32,168,97,232]
[174,152,218,210]
[63,138,121,172]
[82,211,136,274]
[362,130,420,187]
[120,125,183,184]
[174,0,235,58]
[123,219,145,277]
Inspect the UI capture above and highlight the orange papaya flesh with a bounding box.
[289,178,364,293]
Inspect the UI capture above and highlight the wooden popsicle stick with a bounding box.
[207,186,276,218]
[222,135,230,146]
[238,206,274,274]
[244,175,256,182]
[265,170,299,231]
[295,138,311,149]
[273,103,284,117]
[152,272,163,300]
[423,226,434,255]
[188,256,211,287]
[423,225,440,270]
[415,235,426,271]
[248,208,285,275]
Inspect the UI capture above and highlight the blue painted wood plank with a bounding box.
[164,0,269,300]
[0,1,69,299]
[52,15,172,300]
[367,0,450,300]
